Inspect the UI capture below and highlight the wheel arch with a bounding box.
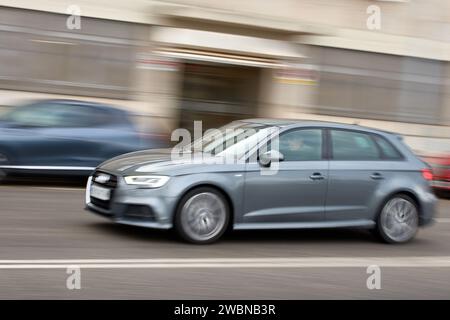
[376,189,421,219]
[173,183,235,229]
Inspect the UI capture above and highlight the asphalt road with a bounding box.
[1,183,450,299]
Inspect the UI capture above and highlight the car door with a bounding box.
[325,129,386,221]
[11,103,109,168]
[2,102,76,167]
[20,104,104,168]
[39,106,142,168]
[242,128,328,224]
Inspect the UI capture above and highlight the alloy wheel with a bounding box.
[179,192,228,243]
[379,197,419,243]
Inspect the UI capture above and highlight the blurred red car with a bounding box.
[422,154,450,194]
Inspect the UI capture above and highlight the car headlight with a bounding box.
[124,175,170,188]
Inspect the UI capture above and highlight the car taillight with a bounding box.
[421,168,433,181]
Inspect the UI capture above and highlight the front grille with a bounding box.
[90,170,117,210]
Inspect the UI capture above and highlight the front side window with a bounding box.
[274,129,323,161]
[331,130,381,160]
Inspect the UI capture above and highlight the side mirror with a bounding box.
[259,150,284,167]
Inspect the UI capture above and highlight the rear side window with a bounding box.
[373,135,403,160]
[55,105,100,127]
[330,130,380,160]
[59,105,121,127]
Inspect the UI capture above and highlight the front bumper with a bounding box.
[85,173,177,230]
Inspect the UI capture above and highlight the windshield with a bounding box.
[185,121,273,157]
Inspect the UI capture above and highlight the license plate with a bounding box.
[90,184,111,201]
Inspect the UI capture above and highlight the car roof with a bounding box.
[238,118,397,136]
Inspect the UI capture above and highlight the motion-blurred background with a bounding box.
[2,2,450,300]
[0,0,450,155]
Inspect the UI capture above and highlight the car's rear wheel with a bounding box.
[175,187,230,244]
[375,194,419,244]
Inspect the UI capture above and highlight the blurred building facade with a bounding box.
[0,0,450,153]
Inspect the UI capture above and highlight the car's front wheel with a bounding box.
[174,187,230,244]
[375,194,419,244]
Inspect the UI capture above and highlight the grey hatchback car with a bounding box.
[85,119,436,244]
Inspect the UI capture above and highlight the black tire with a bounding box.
[375,194,419,244]
[174,187,230,244]
[434,189,450,199]
[0,151,9,183]
[0,169,6,183]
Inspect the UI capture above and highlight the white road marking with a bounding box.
[1,257,450,269]
[436,218,450,223]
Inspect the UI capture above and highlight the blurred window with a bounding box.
[276,129,323,161]
[183,64,244,104]
[331,130,381,160]
[1,102,113,128]
[1,104,60,127]
[316,47,444,125]
[179,63,260,133]
[373,135,403,160]
[0,8,141,99]
[50,105,104,127]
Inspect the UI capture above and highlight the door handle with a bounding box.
[370,172,384,180]
[310,172,324,180]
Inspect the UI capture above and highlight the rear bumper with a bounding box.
[418,189,437,227]
[431,180,450,190]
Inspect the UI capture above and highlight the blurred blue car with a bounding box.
[0,99,166,177]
